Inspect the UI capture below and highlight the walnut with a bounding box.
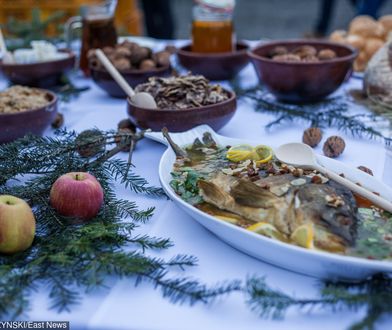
[51,113,64,129]
[117,118,136,132]
[269,46,288,57]
[164,45,177,54]
[272,54,301,62]
[292,45,317,58]
[302,55,320,62]
[154,51,171,67]
[323,136,345,158]
[357,165,373,176]
[102,46,115,55]
[302,127,322,147]
[113,58,131,71]
[115,46,132,58]
[318,48,337,60]
[130,46,151,65]
[87,49,97,59]
[119,40,138,50]
[140,59,156,70]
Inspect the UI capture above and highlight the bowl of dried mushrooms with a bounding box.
[127,75,237,132]
[248,40,357,103]
[0,86,58,143]
[89,41,173,98]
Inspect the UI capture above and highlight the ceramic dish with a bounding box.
[0,50,75,87]
[127,90,236,132]
[0,89,57,144]
[248,40,357,103]
[145,125,392,280]
[177,42,250,80]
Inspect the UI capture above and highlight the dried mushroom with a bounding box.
[135,74,230,110]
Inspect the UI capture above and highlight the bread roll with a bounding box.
[349,16,385,39]
[365,38,384,57]
[346,34,365,49]
[330,30,347,43]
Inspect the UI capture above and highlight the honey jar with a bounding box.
[191,0,235,53]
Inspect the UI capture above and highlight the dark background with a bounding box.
[169,0,392,39]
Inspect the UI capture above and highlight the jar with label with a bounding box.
[191,0,235,53]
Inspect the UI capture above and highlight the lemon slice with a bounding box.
[247,222,287,241]
[254,145,273,164]
[215,215,238,224]
[290,223,314,249]
[226,144,254,162]
[226,144,273,164]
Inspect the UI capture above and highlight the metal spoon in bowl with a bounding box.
[94,49,157,109]
[275,142,392,213]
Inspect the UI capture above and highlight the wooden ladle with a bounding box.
[95,49,157,109]
[275,142,392,213]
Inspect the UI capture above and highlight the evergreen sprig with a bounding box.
[232,82,391,145]
[0,129,236,318]
[245,274,392,330]
[1,129,391,329]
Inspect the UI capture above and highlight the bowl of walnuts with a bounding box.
[88,41,172,98]
[248,40,357,103]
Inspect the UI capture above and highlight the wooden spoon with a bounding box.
[95,49,157,109]
[275,142,392,213]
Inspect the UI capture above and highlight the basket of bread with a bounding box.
[330,15,392,72]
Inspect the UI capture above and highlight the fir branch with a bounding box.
[232,82,391,144]
[0,129,234,318]
[245,274,392,330]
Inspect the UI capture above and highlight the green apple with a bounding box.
[0,195,36,254]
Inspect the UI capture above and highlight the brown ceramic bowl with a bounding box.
[0,89,57,144]
[248,40,357,103]
[90,64,172,98]
[177,42,250,80]
[0,50,75,87]
[127,89,236,132]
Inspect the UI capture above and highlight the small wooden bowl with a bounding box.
[90,64,172,98]
[127,89,236,132]
[177,42,250,80]
[0,89,57,144]
[248,40,357,103]
[0,50,75,87]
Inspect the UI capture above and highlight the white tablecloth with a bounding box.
[3,60,391,330]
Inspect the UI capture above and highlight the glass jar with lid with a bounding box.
[191,0,235,53]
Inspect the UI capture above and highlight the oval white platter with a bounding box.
[145,125,392,280]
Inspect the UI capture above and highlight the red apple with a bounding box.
[0,195,36,254]
[50,172,104,220]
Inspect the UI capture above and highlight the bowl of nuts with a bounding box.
[89,41,172,98]
[0,86,58,143]
[248,40,357,103]
[127,74,237,132]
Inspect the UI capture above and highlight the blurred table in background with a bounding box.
[0,0,142,37]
